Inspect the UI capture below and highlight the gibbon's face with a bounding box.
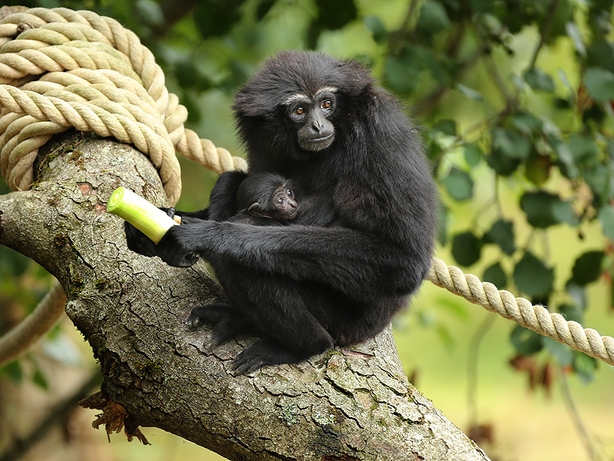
[284,87,337,152]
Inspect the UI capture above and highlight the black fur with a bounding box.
[234,172,298,224]
[125,51,438,373]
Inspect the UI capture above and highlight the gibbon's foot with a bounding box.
[188,303,254,345]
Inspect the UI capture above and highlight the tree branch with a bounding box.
[0,131,490,461]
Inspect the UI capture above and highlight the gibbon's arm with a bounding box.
[156,220,427,298]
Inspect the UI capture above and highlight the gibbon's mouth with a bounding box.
[286,207,299,220]
[300,133,335,152]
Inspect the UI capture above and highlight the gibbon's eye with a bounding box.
[294,107,305,116]
[321,99,332,110]
[287,189,294,199]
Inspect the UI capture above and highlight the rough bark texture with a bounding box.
[0,131,490,461]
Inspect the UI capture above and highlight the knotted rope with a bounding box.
[0,6,246,204]
[0,7,612,368]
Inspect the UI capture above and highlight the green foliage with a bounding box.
[511,325,543,356]
[584,68,614,102]
[451,231,482,267]
[194,0,246,39]
[485,219,515,255]
[513,252,554,298]
[442,167,473,201]
[483,262,507,288]
[570,251,605,286]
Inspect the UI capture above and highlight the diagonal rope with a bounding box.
[0,7,612,368]
[427,257,614,366]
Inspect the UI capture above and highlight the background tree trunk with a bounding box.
[0,131,489,461]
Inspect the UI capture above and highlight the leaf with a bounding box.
[483,262,507,288]
[364,15,387,43]
[194,0,244,39]
[486,148,521,176]
[417,0,451,34]
[513,252,555,297]
[435,323,455,349]
[443,167,473,201]
[485,219,515,255]
[510,325,543,355]
[492,128,531,160]
[520,190,561,228]
[0,360,23,383]
[256,0,277,20]
[565,22,586,57]
[584,67,614,102]
[511,111,543,135]
[570,250,605,286]
[567,134,599,165]
[598,205,614,239]
[422,49,452,86]
[384,50,422,95]
[456,83,484,101]
[451,231,482,267]
[573,353,597,384]
[565,283,587,311]
[437,297,471,321]
[463,143,483,167]
[32,365,50,390]
[525,154,552,186]
[585,165,611,206]
[524,68,555,92]
[315,0,358,30]
[548,135,579,179]
[434,119,457,136]
[586,39,614,73]
[135,0,165,27]
[551,200,579,226]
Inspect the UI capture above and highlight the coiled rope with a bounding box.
[0,6,246,204]
[0,7,612,368]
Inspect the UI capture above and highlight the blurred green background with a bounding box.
[1,0,614,460]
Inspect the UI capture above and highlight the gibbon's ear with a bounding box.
[247,202,271,218]
[336,60,373,97]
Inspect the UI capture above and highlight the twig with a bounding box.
[559,370,600,461]
[467,314,497,425]
[526,0,561,73]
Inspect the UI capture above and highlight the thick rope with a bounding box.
[0,7,246,205]
[427,257,614,366]
[0,7,611,368]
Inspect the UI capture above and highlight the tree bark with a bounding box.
[0,131,490,461]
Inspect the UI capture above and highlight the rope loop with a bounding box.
[0,6,246,204]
